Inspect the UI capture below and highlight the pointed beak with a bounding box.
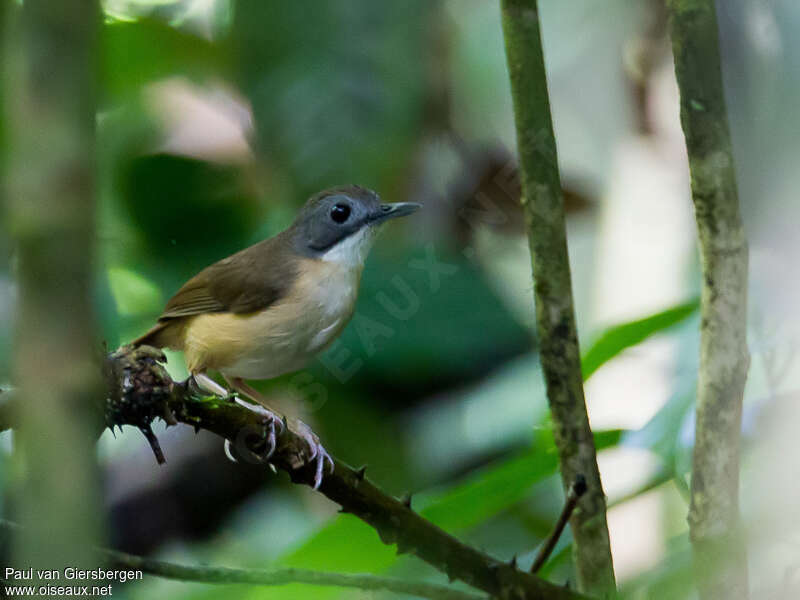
[369,202,422,225]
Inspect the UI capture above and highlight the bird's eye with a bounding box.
[330,203,351,224]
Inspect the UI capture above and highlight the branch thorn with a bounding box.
[139,424,166,465]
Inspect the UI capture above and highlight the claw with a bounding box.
[224,409,283,465]
[294,420,334,489]
[262,415,277,459]
[249,411,282,463]
[310,444,333,489]
[224,439,238,463]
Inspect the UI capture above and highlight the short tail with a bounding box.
[130,321,173,348]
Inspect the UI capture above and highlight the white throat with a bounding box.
[320,226,378,268]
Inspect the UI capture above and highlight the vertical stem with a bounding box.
[4,0,104,584]
[666,2,749,599]
[499,1,616,595]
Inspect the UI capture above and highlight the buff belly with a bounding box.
[180,260,358,380]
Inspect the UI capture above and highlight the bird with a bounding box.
[131,185,420,486]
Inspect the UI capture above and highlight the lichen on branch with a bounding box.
[666,1,750,599]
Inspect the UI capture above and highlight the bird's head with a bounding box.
[290,185,420,266]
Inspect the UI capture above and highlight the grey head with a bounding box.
[289,185,420,257]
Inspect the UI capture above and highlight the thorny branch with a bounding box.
[530,476,587,574]
[1,345,588,600]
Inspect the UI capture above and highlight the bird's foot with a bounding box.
[290,419,334,490]
[257,410,286,460]
[224,401,286,464]
[220,395,332,488]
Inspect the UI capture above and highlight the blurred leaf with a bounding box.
[416,429,621,532]
[620,535,694,599]
[624,383,695,467]
[232,1,429,194]
[536,543,573,581]
[320,244,531,397]
[96,269,122,351]
[118,153,261,278]
[621,309,700,470]
[107,266,163,316]
[101,18,226,102]
[581,299,700,380]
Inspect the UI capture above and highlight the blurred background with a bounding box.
[1,0,800,598]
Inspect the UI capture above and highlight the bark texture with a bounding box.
[499,1,616,596]
[666,1,750,599]
[3,0,104,585]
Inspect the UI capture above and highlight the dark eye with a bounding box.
[330,203,351,224]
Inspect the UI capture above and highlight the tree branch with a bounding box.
[0,346,588,600]
[666,2,750,599]
[0,520,484,600]
[499,1,616,595]
[530,476,586,574]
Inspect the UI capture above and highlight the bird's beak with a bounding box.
[369,202,422,225]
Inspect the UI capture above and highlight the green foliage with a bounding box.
[231,0,430,195]
[416,429,621,532]
[108,266,164,316]
[1,2,743,598]
[626,385,695,466]
[328,244,531,386]
[102,18,226,102]
[581,299,700,380]
[118,153,261,275]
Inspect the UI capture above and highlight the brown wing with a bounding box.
[159,234,299,320]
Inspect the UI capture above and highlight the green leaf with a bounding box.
[107,266,163,316]
[581,299,700,380]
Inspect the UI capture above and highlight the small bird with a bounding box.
[132,185,420,485]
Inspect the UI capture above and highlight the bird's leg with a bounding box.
[190,371,268,465]
[222,375,285,464]
[225,376,333,489]
[192,372,231,399]
[223,376,281,413]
